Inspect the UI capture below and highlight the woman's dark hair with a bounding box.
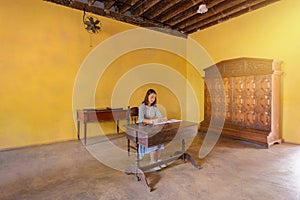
[142,89,157,106]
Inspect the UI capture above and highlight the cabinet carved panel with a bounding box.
[200,58,282,147]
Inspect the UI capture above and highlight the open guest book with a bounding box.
[152,119,182,125]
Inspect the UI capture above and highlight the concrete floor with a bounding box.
[1,133,300,200]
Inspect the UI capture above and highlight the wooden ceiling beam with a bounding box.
[166,0,225,27]
[88,0,96,6]
[104,0,115,10]
[154,0,204,23]
[44,0,169,28]
[144,0,182,20]
[132,0,161,17]
[184,0,266,32]
[192,0,280,33]
[185,0,279,33]
[118,0,141,14]
[44,0,280,35]
[175,0,248,30]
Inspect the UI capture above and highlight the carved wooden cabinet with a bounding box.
[199,57,282,147]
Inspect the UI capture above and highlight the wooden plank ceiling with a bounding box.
[44,0,279,37]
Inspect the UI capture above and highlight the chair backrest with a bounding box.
[129,107,139,124]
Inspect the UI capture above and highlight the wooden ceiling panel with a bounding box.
[175,0,249,31]
[154,0,202,23]
[185,0,280,33]
[44,0,280,37]
[103,0,115,10]
[131,0,161,17]
[143,0,182,20]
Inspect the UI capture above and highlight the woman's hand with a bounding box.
[156,117,168,123]
[144,117,167,124]
[161,117,168,122]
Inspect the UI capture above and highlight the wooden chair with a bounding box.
[127,107,139,156]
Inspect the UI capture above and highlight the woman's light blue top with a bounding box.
[137,103,162,123]
[137,103,164,158]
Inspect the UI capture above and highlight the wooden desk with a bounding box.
[125,121,200,192]
[77,108,129,145]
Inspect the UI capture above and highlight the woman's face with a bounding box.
[148,93,156,105]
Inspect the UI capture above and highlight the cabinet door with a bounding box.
[223,77,232,123]
[231,77,245,126]
[204,77,226,123]
[204,83,211,121]
[244,76,257,128]
[255,75,272,131]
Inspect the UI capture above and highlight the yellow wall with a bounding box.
[2,0,298,150]
[190,0,300,144]
[0,0,135,149]
[96,49,187,115]
[73,30,203,136]
[86,49,188,136]
[96,49,186,108]
[1,0,199,149]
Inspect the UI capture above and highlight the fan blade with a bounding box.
[84,21,92,26]
[89,17,95,23]
[94,19,100,25]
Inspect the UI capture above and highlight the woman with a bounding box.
[137,89,167,169]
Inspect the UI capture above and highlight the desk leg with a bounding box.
[125,131,151,192]
[116,120,119,134]
[174,139,200,170]
[84,122,87,145]
[77,121,80,140]
[127,139,130,156]
[181,139,185,163]
[135,131,140,168]
[125,165,151,192]
[180,153,201,170]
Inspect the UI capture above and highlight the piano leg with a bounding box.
[179,153,201,170]
[181,139,185,163]
[84,122,87,145]
[77,120,80,140]
[125,166,151,192]
[124,130,152,192]
[174,139,201,170]
[116,119,120,134]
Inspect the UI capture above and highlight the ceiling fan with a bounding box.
[83,10,101,34]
